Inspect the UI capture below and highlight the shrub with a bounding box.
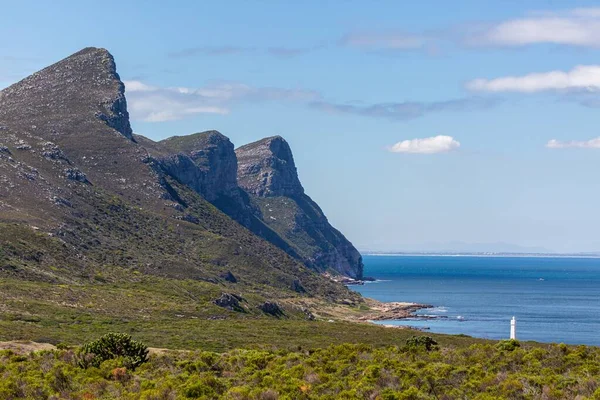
[496,339,521,352]
[406,336,438,351]
[77,333,149,370]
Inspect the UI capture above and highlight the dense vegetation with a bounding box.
[77,333,149,370]
[1,337,599,399]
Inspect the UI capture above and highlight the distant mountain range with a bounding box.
[363,241,554,255]
[362,241,600,256]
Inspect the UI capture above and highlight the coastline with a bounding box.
[358,298,432,322]
[362,252,600,259]
[322,272,432,323]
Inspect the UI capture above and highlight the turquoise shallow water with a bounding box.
[353,255,600,346]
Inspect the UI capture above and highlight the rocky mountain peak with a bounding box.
[235,135,364,279]
[0,47,133,140]
[161,130,232,166]
[157,130,238,201]
[236,136,304,197]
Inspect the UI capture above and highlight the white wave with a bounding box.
[426,306,448,313]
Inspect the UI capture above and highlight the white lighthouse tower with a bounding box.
[510,316,516,340]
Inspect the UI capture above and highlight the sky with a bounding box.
[2,0,600,253]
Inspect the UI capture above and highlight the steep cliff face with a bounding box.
[139,131,301,258]
[0,47,161,227]
[0,47,354,301]
[0,47,133,141]
[158,131,239,202]
[236,137,364,279]
[237,136,303,197]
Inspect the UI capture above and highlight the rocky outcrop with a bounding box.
[220,271,238,283]
[237,136,304,197]
[146,133,363,278]
[140,131,302,258]
[213,293,246,312]
[236,136,364,279]
[158,131,239,202]
[0,47,133,141]
[258,301,285,317]
[0,47,160,212]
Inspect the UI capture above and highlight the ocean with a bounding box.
[353,255,600,346]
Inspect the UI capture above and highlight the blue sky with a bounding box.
[3,0,600,252]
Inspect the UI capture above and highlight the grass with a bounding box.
[0,276,485,352]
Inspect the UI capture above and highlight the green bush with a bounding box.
[77,332,149,370]
[2,341,600,398]
[496,339,521,352]
[406,336,438,351]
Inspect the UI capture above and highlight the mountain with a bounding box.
[236,136,364,279]
[139,130,364,279]
[0,47,357,307]
[137,131,303,261]
[383,241,554,254]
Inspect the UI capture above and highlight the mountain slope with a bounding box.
[0,47,355,304]
[142,130,364,279]
[236,136,364,279]
[136,131,302,260]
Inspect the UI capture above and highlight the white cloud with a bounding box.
[388,135,460,154]
[124,81,156,92]
[475,8,600,47]
[124,80,320,122]
[466,65,600,93]
[546,137,600,149]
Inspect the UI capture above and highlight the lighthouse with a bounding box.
[510,316,516,340]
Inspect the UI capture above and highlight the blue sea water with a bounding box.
[353,255,600,346]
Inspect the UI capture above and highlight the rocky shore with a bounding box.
[325,273,376,286]
[358,299,432,321]
[323,273,433,321]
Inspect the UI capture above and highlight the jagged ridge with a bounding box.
[236,136,364,279]
[0,47,354,302]
[236,136,304,197]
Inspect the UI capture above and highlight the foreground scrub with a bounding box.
[1,339,599,399]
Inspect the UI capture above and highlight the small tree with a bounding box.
[406,335,438,351]
[77,333,149,369]
[496,339,521,352]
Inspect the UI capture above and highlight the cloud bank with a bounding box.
[340,32,428,50]
[168,46,319,59]
[124,80,320,122]
[125,79,500,123]
[168,46,251,58]
[388,135,460,154]
[466,65,600,93]
[311,97,498,120]
[546,137,600,149]
[472,8,600,47]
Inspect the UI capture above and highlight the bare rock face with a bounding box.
[138,131,301,258]
[213,293,246,312]
[220,271,238,283]
[236,136,304,197]
[0,47,163,227]
[0,47,133,141]
[236,137,364,279]
[258,301,285,317]
[142,131,255,224]
[157,131,239,202]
